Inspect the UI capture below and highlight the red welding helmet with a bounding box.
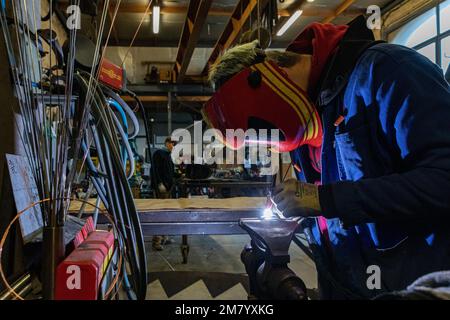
[203,61,322,152]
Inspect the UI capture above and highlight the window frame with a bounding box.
[385,0,450,68]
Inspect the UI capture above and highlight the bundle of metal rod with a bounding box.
[0,274,32,300]
[0,0,147,300]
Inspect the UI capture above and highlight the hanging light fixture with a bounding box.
[153,1,160,34]
[276,10,303,37]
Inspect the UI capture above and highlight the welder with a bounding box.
[204,16,450,299]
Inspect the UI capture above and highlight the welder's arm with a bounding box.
[319,52,450,226]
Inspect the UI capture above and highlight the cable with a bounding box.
[125,89,157,197]
[103,86,140,139]
[75,73,147,299]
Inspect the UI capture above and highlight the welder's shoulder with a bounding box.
[359,42,440,72]
[353,42,448,90]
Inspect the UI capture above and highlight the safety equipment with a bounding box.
[203,61,322,152]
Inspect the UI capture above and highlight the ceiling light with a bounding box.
[276,10,303,37]
[153,4,160,34]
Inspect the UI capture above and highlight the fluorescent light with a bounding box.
[276,10,303,37]
[153,5,160,34]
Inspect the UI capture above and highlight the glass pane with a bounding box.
[440,0,450,33]
[441,36,450,74]
[417,43,436,63]
[389,7,437,48]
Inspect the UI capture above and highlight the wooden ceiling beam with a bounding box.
[174,0,213,84]
[57,2,363,18]
[201,0,259,75]
[322,0,357,24]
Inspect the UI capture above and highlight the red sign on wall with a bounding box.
[99,58,124,91]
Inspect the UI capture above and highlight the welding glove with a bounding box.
[273,179,321,218]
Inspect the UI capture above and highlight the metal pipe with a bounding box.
[42,226,65,300]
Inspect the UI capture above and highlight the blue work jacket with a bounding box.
[292,34,450,299]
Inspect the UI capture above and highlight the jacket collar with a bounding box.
[315,16,379,108]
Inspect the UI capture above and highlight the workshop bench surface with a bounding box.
[69,197,267,236]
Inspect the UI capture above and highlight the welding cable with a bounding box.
[79,72,147,299]
[107,98,136,177]
[95,89,135,181]
[99,132,143,298]
[80,140,109,203]
[91,108,140,300]
[89,123,135,299]
[76,73,146,299]
[108,98,129,165]
[110,111,135,179]
[92,81,147,299]
[102,86,140,139]
[125,89,157,196]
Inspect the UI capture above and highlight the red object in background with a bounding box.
[99,58,124,91]
[55,231,114,300]
[85,218,95,234]
[84,231,115,261]
[68,217,95,253]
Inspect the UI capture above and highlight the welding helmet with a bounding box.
[203,60,322,152]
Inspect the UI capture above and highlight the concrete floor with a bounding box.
[144,234,318,300]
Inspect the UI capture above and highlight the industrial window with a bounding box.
[388,0,450,73]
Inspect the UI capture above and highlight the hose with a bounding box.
[125,89,157,197]
[108,98,129,166]
[102,86,140,139]
[74,72,147,300]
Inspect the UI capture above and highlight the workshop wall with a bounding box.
[105,47,213,84]
[41,0,68,70]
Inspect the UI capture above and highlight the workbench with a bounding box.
[70,197,267,236]
[70,197,267,263]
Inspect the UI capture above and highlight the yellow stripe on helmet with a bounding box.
[253,63,319,141]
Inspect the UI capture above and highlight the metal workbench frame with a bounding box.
[134,208,264,238]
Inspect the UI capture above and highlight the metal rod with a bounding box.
[42,226,65,300]
[0,273,31,300]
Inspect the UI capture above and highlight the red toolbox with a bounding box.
[55,230,115,300]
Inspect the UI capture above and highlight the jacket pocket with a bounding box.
[334,121,390,181]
